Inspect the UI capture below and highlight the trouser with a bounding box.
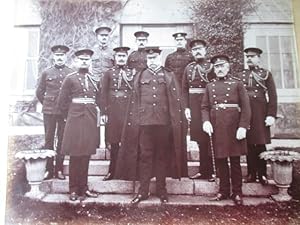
[197,140,213,177]
[108,143,119,176]
[138,125,169,196]
[43,114,65,174]
[217,156,242,196]
[69,156,90,196]
[247,144,267,177]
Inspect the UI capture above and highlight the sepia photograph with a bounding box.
[3,0,300,224]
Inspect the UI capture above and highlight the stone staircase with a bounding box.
[39,143,279,206]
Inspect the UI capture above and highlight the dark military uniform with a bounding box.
[127,49,148,72]
[202,75,251,197]
[239,67,277,179]
[92,45,114,78]
[182,60,215,178]
[57,68,100,195]
[114,67,188,190]
[99,65,134,177]
[165,48,193,85]
[36,64,73,177]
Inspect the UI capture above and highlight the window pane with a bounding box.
[269,53,283,88]
[25,59,38,90]
[269,36,279,53]
[281,36,297,88]
[27,29,39,57]
[256,36,268,68]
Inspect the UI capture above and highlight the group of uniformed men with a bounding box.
[36,25,277,205]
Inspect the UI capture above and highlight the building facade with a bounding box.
[11,0,300,137]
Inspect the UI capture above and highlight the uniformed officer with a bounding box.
[36,44,74,180]
[127,31,149,72]
[165,32,193,85]
[57,48,99,201]
[92,25,114,80]
[99,46,134,181]
[202,54,251,205]
[114,47,188,204]
[182,39,215,181]
[240,47,278,185]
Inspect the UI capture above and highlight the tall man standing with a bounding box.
[99,46,134,181]
[127,31,149,72]
[202,54,251,205]
[241,47,277,185]
[165,32,193,85]
[36,45,73,180]
[114,47,188,204]
[58,48,99,201]
[182,39,215,181]
[92,25,114,80]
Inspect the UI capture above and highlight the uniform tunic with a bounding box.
[127,49,147,72]
[36,65,74,114]
[36,65,74,173]
[238,67,277,144]
[99,65,134,143]
[201,76,251,159]
[114,67,188,180]
[57,70,99,156]
[92,45,114,78]
[165,48,193,85]
[182,60,215,142]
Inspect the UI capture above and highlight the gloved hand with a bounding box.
[203,121,213,136]
[236,127,247,140]
[185,108,191,122]
[101,115,108,124]
[265,116,275,126]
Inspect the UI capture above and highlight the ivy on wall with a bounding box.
[190,0,257,74]
[37,0,124,72]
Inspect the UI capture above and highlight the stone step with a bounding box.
[61,160,272,177]
[64,148,249,162]
[41,176,278,197]
[41,193,274,207]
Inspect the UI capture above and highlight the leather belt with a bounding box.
[72,98,95,104]
[213,103,241,112]
[189,88,206,94]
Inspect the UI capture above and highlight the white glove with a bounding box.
[203,121,213,136]
[236,127,247,140]
[265,116,275,126]
[101,115,108,124]
[185,108,191,122]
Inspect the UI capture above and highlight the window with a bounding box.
[244,24,300,102]
[121,24,193,64]
[11,26,40,97]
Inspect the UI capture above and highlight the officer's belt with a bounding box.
[212,103,241,112]
[72,98,95,104]
[189,88,206,94]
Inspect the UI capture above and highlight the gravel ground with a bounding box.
[5,194,300,225]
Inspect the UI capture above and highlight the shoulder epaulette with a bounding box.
[229,75,241,81]
[186,61,196,67]
[66,71,77,77]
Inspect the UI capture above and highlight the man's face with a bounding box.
[97,30,110,46]
[175,37,187,49]
[146,53,161,70]
[246,53,260,67]
[214,62,230,78]
[136,37,148,48]
[53,53,67,66]
[75,56,92,69]
[115,52,128,66]
[191,44,207,60]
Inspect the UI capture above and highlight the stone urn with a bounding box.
[15,149,56,199]
[260,149,300,202]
